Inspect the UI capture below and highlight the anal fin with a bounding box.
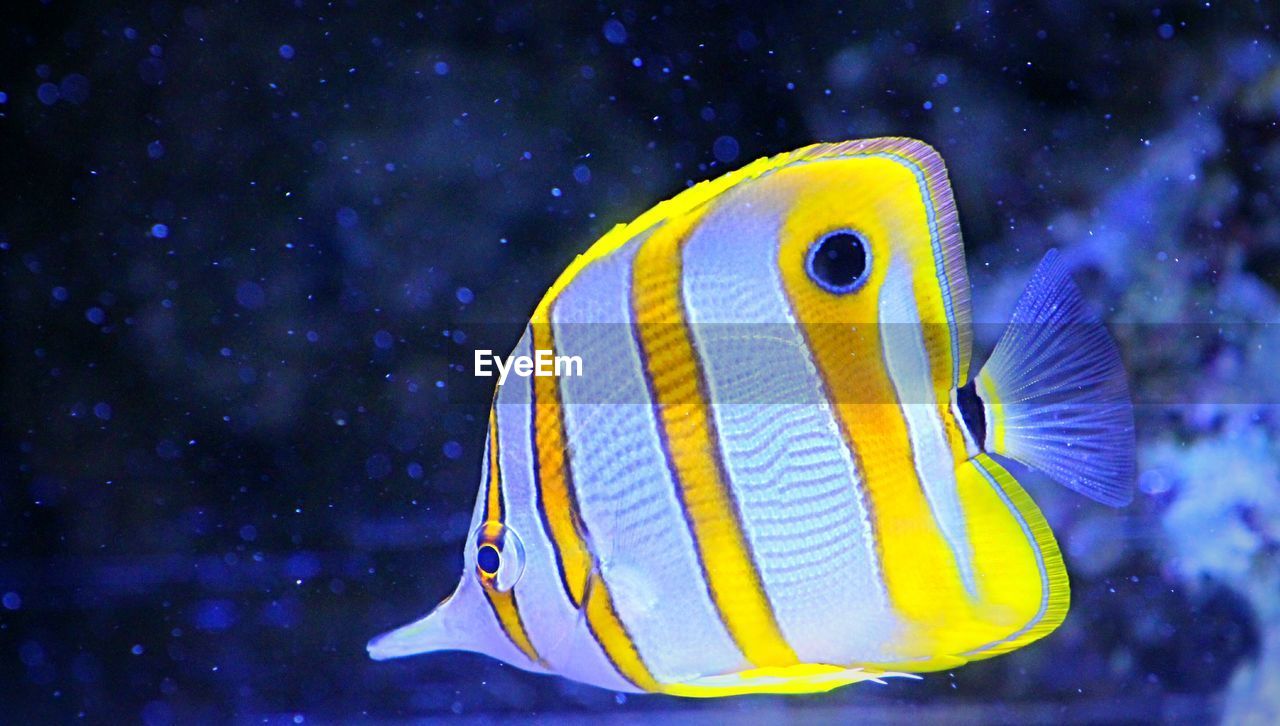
[662,663,921,698]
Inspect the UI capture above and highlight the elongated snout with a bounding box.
[367,591,467,661]
[367,579,548,672]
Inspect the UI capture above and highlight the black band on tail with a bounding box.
[955,379,986,452]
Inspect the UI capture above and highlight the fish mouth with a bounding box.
[365,626,424,661]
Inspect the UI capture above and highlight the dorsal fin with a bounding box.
[536,140,973,384]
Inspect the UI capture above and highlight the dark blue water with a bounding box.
[2,2,1275,722]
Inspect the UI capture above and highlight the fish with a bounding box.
[367,138,1136,697]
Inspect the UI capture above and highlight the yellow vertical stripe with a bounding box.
[483,410,502,520]
[528,321,592,608]
[479,409,543,666]
[583,571,663,692]
[526,319,661,691]
[631,212,799,668]
[484,588,543,666]
[771,160,975,655]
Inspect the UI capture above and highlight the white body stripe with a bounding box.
[493,332,634,692]
[878,258,976,595]
[681,190,898,664]
[862,150,964,386]
[550,237,745,683]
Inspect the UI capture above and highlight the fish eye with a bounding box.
[477,544,500,575]
[472,521,526,592]
[806,230,870,294]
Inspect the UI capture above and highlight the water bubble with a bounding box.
[935,73,949,85]
[1139,468,1172,495]
[443,441,463,460]
[712,135,740,163]
[455,287,474,304]
[433,61,450,76]
[573,164,591,184]
[239,525,257,542]
[85,307,106,325]
[235,281,266,310]
[51,286,68,301]
[602,19,627,45]
[58,73,90,104]
[19,640,44,668]
[0,91,7,104]
[2,592,20,610]
[373,330,393,349]
[335,206,358,228]
[407,462,424,479]
[278,44,295,59]
[147,140,164,159]
[93,402,112,420]
[365,453,392,479]
[150,223,169,239]
[1157,24,1174,39]
[36,82,60,105]
[193,599,236,631]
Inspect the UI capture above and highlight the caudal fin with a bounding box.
[973,249,1135,506]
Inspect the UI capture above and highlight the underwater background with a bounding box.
[2,1,1278,722]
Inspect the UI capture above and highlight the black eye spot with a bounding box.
[806,231,870,294]
[477,544,500,575]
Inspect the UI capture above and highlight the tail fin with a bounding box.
[973,249,1135,506]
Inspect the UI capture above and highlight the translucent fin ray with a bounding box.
[975,249,1135,506]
